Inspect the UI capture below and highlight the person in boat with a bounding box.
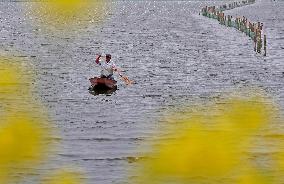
[95,54,117,80]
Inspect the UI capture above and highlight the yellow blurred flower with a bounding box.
[0,112,51,182]
[0,58,33,96]
[43,170,84,184]
[0,113,48,163]
[0,170,8,183]
[139,126,241,183]
[0,56,53,183]
[133,94,278,183]
[237,168,273,184]
[28,0,109,32]
[222,98,271,132]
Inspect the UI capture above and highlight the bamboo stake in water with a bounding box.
[264,35,267,56]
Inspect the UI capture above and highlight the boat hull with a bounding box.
[89,77,117,90]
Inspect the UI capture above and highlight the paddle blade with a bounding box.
[120,75,133,85]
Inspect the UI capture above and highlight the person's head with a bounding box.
[106,54,111,62]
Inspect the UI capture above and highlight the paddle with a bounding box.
[114,67,133,85]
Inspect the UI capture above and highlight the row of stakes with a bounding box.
[200,0,267,56]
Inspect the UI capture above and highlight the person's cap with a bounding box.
[106,54,111,58]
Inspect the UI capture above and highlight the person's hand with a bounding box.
[113,67,121,72]
[95,54,102,64]
[96,54,101,59]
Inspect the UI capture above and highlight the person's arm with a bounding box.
[111,62,119,72]
[113,66,118,72]
[95,55,101,64]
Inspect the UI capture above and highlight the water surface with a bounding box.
[0,0,283,183]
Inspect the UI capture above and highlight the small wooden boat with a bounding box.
[89,77,117,95]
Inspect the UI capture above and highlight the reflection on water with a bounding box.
[88,86,118,96]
